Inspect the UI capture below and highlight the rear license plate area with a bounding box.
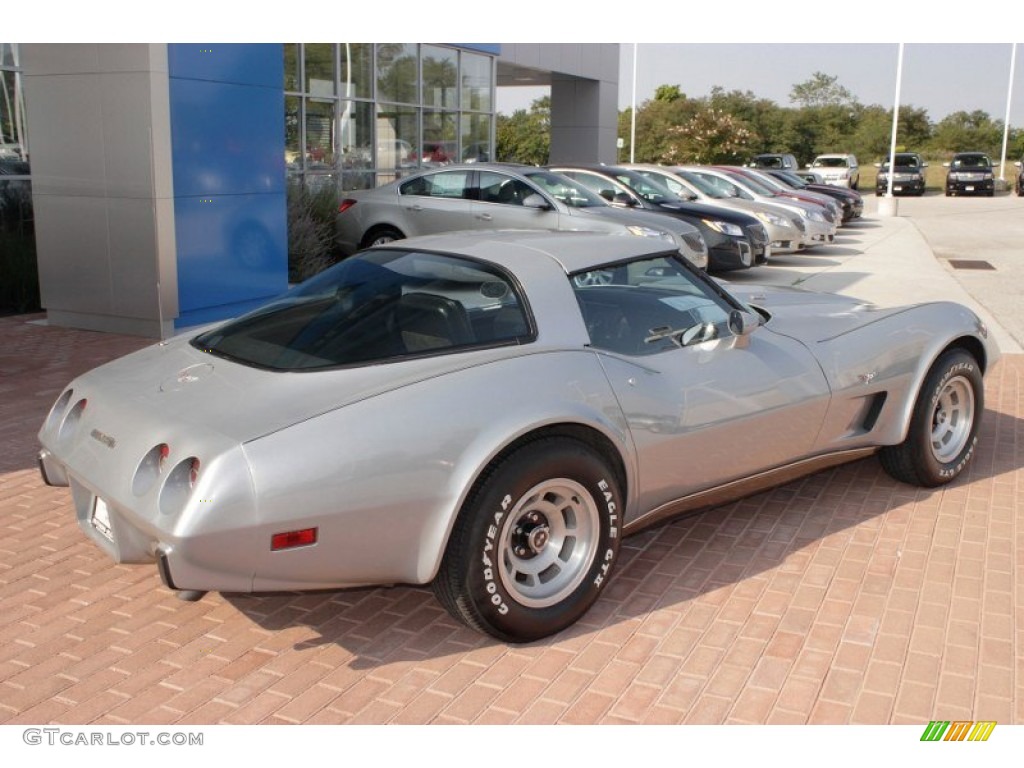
[92,497,114,542]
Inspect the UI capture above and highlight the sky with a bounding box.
[497,43,1024,127]
[13,2,1023,128]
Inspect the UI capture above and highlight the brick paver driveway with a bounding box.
[2,310,1022,725]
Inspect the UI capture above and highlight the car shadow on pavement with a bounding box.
[220,386,1019,670]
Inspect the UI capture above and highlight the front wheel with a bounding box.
[433,438,622,642]
[879,350,983,487]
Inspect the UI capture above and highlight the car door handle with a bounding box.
[477,213,493,221]
[406,204,424,212]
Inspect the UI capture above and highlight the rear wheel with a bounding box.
[433,438,622,642]
[879,350,983,487]
[361,226,404,248]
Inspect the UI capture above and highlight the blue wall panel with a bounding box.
[168,43,288,329]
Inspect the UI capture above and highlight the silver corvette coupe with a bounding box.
[38,231,997,643]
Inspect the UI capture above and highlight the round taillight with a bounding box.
[159,456,201,516]
[58,398,87,443]
[45,389,74,434]
[132,443,170,497]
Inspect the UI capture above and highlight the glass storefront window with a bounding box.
[461,52,492,113]
[375,105,418,175]
[461,113,491,163]
[422,45,457,109]
[305,99,336,169]
[340,43,372,100]
[284,44,299,92]
[339,99,374,169]
[284,96,301,170]
[377,44,418,105]
[423,111,457,165]
[304,43,335,97]
[1,68,29,171]
[284,44,494,189]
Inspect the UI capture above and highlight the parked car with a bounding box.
[760,168,864,222]
[37,230,998,642]
[723,166,846,225]
[1016,159,1024,196]
[548,163,768,271]
[875,153,927,196]
[622,164,808,254]
[680,165,838,247]
[334,164,708,269]
[807,153,860,189]
[747,153,800,171]
[944,152,995,197]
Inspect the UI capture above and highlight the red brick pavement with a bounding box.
[1,314,1021,725]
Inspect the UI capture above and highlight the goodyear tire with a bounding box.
[433,438,622,643]
[879,350,983,487]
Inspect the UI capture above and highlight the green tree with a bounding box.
[654,84,684,103]
[790,72,857,109]
[928,110,1003,155]
[661,107,757,164]
[496,96,550,165]
[618,88,698,162]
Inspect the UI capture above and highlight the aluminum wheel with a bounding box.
[497,478,600,609]
[930,374,975,463]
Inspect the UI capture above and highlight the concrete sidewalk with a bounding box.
[726,212,1022,356]
[798,215,1022,355]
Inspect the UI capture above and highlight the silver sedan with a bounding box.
[335,163,709,270]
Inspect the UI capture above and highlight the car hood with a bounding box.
[725,283,910,343]
[576,205,701,236]
[70,334,530,444]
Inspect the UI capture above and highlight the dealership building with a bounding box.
[0,43,620,336]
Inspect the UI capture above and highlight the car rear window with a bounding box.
[192,250,534,371]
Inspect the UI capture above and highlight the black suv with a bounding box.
[747,153,799,171]
[875,152,927,196]
[944,152,994,197]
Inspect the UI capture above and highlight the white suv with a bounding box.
[808,153,860,189]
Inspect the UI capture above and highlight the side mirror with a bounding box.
[522,193,551,210]
[613,191,637,207]
[728,309,760,338]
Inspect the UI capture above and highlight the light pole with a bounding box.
[998,43,1017,186]
[879,42,904,217]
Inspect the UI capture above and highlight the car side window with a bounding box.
[399,171,471,199]
[570,255,734,357]
[478,172,538,206]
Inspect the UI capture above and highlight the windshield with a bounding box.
[773,171,807,188]
[812,157,850,168]
[951,154,991,168]
[880,154,920,169]
[192,250,532,370]
[613,171,679,205]
[677,170,727,198]
[521,170,607,208]
[728,171,776,196]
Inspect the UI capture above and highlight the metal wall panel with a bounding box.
[168,44,287,329]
